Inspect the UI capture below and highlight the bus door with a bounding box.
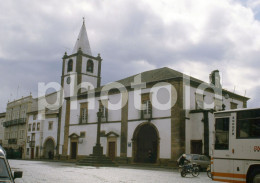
[213,113,235,182]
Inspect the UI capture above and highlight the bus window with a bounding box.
[237,118,260,139]
[215,118,229,150]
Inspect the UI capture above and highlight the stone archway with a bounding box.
[132,123,160,163]
[43,138,55,159]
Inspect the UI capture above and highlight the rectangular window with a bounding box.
[141,93,152,119]
[237,119,260,138]
[28,124,32,131]
[33,114,37,120]
[48,121,53,130]
[4,132,8,140]
[37,123,40,131]
[215,117,229,150]
[231,102,238,110]
[32,123,36,131]
[27,136,30,143]
[19,130,24,139]
[31,133,35,141]
[143,100,152,115]
[236,109,260,139]
[27,148,29,155]
[14,131,18,139]
[80,103,88,124]
[80,131,86,138]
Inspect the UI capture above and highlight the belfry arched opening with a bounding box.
[133,123,159,163]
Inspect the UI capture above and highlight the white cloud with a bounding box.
[0,0,260,111]
[130,60,157,72]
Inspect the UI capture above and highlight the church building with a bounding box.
[21,21,249,165]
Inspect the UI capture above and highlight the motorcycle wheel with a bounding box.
[181,170,186,177]
[192,167,200,177]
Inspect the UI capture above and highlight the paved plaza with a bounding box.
[8,160,218,183]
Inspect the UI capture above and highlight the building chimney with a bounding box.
[209,70,221,88]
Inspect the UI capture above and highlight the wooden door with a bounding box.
[108,142,116,161]
[70,142,77,159]
[191,140,202,154]
[36,147,39,158]
[31,148,34,159]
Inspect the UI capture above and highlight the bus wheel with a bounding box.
[249,169,260,183]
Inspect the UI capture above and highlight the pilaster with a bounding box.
[62,100,70,158]
[171,80,185,161]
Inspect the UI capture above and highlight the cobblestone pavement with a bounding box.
[9,160,217,183]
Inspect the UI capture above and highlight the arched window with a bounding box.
[87,60,94,73]
[67,59,73,72]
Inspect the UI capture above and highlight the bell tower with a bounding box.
[61,19,102,98]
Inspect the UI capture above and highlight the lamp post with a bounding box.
[92,108,103,156]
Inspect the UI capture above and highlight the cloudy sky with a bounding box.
[1,0,260,112]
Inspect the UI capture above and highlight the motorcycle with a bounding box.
[179,163,200,177]
[207,165,212,179]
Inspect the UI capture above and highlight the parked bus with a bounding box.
[212,108,260,183]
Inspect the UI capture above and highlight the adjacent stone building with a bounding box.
[0,113,6,145]
[2,96,33,158]
[25,92,59,159]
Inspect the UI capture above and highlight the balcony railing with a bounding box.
[8,139,17,144]
[3,118,26,127]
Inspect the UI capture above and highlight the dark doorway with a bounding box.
[108,142,116,161]
[44,138,55,159]
[191,140,203,154]
[70,142,77,159]
[30,148,34,159]
[36,147,39,158]
[134,124,158,163]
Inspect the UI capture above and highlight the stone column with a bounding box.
[92,109,103,156]
[120,91,128,163]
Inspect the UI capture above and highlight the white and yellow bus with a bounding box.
[212,108,260,183]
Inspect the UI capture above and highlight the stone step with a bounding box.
[76,155,118,167]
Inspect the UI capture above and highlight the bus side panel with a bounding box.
[213,159,234,182]
[233,160,247,182]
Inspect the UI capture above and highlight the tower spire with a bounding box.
[72,20,92,55]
